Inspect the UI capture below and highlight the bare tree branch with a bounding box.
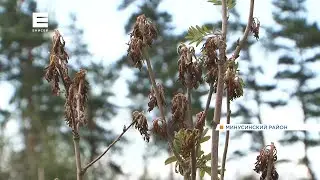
[231,0,255,60]
[211,0,228,179]
[220,91,231,180]
[82,121,135,174]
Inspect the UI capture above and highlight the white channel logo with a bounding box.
[32,13,48,28]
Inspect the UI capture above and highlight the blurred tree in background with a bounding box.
[0,0,123,179]
[265,0,320,179]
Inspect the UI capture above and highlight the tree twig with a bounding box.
[203,84,215,126]
[266,142,275,180]
[74,80,84,180]
[220,91,231,180]
[145,56,166,122]
[73,135,82,180]
[186,88,194,128]
[231,0,255,60]
[187,87,196,180]
[210,64,226,180]
[144,53,187,178]
[211,0,228,179]
[81,121,135,174]
[195,84,214,155]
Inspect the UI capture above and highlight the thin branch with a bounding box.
[221,0,228,41]
[211,0,228,179]
[203,84,215,125]
[220,91,231,180]
[195,84,214,154]
[266,142,275,180]
[73,135,82,180]
[82,121,135,173]
[145,57,166,122]
[231,0,255,60]
[73,80,84,180]
[144,53,188,178]
[194,84,214,179]
[187,88,196,180]
[210,64,225,180]
[186,88,194,128]
[256,95,266,147]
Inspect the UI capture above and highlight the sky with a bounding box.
[1,0,320,179]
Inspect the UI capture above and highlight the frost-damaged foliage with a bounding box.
[122,2,257,177]
[44,30,133,180]
[177,44,203,89]
[124,14,220,179]
[132,111,150,142]
[45,30,71,96]
[254,143,278,180]
[127,14,157,70]
[148,83,166,112]
[45,30,89,134]
[42,1,285,180]
[65,69,89,131]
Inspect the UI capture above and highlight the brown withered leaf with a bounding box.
[132,111,150,142]
[45,30,72,96]
[44,56,61,95]
[151,118,167,139]
[177,44,203,89]
[147,83,165,112]
[171,93,188,123]
[73,69,89,106]
[127,14,158,70]
[254,144,278,180]
[64,69,89,130]
[52,30,69,61]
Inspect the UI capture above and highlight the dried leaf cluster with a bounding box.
[44,30,89,134]
[254,144,279,180]
[202,36,220,86]
[42,1,266,179]
[127,14,158,70]
[171,93,188,124]
[148,83,165,112]
[251,17,260,40]
[132,111,150,142]
[124,2,262,178]
[151,117,167,138]
[177,43,203,89]
[224,61,244,101]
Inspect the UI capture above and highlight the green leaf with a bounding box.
[204,166,211,176]
[228,2,236,9]
[196,40,202,47]
[202,128,209,138]
[202,128,209,137]
[200,169,205,179]
[208,0,222,5]
[185,25,213,47]
[240,78,245,87]
[173,139,181,152]
[200,136,211,143]
[227,0,236,9]
[208,0,236,8]
[197,150,205,157]
[204,153,211,161]
[235,62,239,69]
[165,156,177,165]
